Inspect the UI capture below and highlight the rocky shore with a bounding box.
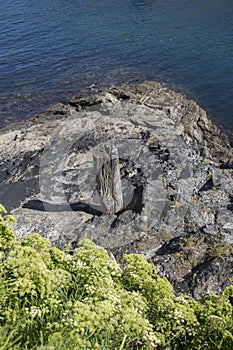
[0,81,232,298]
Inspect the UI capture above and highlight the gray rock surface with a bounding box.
[0,81,232,298]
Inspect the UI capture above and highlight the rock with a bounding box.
[0,81,232,298]
[93,143,123,213]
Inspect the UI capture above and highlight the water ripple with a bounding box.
[0,0,232,130]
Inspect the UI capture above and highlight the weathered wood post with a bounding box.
[93,144,123,214]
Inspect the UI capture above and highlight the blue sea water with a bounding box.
[0,0,233,131]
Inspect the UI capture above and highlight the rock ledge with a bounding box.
[0,81,232,298]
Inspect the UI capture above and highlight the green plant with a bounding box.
[207,243,233,260]
[0,204,232,349]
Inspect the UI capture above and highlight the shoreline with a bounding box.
[0,80,232,298]
[1,78,233,142]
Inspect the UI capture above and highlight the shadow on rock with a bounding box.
[22,199,103,216]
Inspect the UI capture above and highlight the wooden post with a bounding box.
[93,144,123,214]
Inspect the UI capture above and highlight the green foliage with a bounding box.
[207,242,233,259]
[0,204,232,349]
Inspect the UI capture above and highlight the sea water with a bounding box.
[0,0,232,130]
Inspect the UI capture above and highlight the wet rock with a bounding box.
[0,81,232,298]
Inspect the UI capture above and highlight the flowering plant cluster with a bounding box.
[0,204,232,349]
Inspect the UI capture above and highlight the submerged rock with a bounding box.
[0,81,232,298]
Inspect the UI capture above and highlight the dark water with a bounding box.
[0,0,233,131]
